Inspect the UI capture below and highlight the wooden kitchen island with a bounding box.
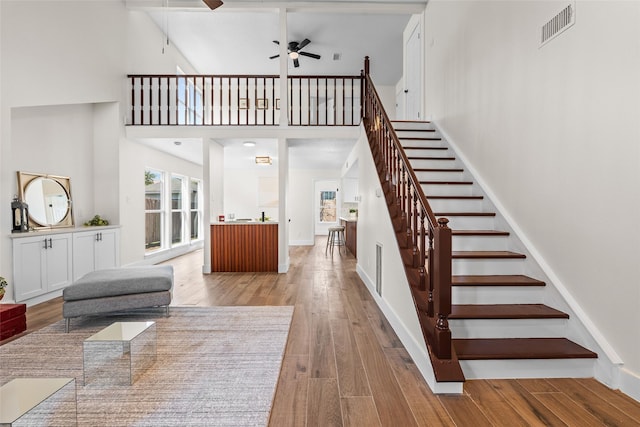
[210,222,278,272]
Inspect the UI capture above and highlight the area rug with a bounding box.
[0,306,293,426]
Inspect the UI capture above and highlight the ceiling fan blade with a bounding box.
[299,51,321,60]
[269,54,280,59]
[272,40,279,45]
[293,58,300,68]
[202,0,223,10]
[298,38,311,50]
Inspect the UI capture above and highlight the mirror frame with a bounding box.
[16,171,74,229]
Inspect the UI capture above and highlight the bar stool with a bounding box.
[325,226,346,256]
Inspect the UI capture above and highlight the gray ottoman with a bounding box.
[63,266,173,332]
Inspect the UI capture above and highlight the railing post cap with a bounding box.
[437,217,449,227]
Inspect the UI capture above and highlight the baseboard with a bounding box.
[356,263,463,394]
[132,241,204,267]
[620,368,640,403]
[289,239,315,246]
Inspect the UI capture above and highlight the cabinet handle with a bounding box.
[99,232,103,241]
[43,239,48,249]
[47,238,52,249]
[96,233,100,242]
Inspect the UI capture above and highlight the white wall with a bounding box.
[223,169,279,222]
[10,105,96,224]
[424,0,640,396]
[0,1,202,300]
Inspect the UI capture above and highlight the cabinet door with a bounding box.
[13,237,47,301]
[95,229,119,271]
[45,234,73,291]
[342,178,358,203]
[73,232,97,281]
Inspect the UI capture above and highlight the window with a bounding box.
[145,169,164,252]
[319,191,337,222]
[190,179,202,241]
[177,70,203,125]
[171,175,185,245]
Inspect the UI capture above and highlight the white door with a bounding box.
[314,180,340,236]
[405,22,422,121]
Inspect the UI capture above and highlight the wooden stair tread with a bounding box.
[414,168,464,172]
[395,129,436,132]
[451,230,509,236]
[408,156,455,160]
[436,212,496,217]
[427,195,483,200]
[450,304,568,319]
[420,181,473,185]
[404,146,448,150]
[452,275,545,286]
[399,137,442,141]
[391,120,431,124]
[453,338,597,360]
[452,251,525,259]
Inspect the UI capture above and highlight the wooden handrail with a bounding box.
[361,56,453,361]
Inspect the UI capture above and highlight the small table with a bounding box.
[0,378,77,426]
[83,321,156,386]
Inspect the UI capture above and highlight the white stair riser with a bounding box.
[459,359,596,380]
[452,258,525,275]
[441,216,496,230]
[414,171,468,182]
[429,198,484,212]
[401,140,445,149]
[452,235,509,251]
[404,148,451,157]
[450,318,566,338]
[396,130,440,139]
[409,159,458,169]
[452,286,544,305]
[421,184,475,196]
[392,122,435,131]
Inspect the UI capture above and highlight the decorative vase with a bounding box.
[0,288,4,301]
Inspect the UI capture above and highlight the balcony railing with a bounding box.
[127,74,362,126]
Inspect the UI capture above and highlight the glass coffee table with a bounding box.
[0,377,77,426]
[83,321,156,386]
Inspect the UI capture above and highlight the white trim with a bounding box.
[356,263,463,395]
[289,239,315,246]
[620,368,640,403]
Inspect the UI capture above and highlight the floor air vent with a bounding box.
[375,243,382,296]
[540,2,575,47]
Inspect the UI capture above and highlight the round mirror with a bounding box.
[24,177,70,226]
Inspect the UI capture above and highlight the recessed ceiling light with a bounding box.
[333,53,342,61]
[243,141,256,147]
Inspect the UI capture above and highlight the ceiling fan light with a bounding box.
[203,0,223,10]
[289,51,299,60]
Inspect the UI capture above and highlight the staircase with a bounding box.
[389,120,597,379]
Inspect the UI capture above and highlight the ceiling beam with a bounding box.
[125,0,426,15]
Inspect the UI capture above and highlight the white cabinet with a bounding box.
[73,228,120,281]
[342,178,359,203]
[12,233,73,302]
[12,226,120,303]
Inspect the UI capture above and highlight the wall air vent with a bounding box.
[540,2,575,47]
[375,243,382,296]
[332,53,342,61]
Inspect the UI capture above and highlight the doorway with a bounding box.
[314,180,340,236]
[405,21,422,121]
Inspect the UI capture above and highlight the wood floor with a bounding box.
[6,238,640,426]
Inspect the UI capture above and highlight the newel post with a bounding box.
[433,217,452,359]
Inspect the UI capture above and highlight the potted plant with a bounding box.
[0,276,7,301]
[349,208,358,219]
